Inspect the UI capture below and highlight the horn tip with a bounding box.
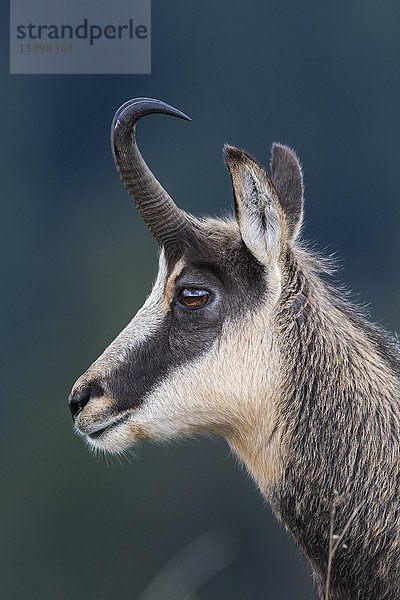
[112,97,192,129]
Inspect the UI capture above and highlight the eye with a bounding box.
[178,288,210,309]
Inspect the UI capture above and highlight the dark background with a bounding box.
[2,1,400,598]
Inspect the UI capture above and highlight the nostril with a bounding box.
[68,381,103,420]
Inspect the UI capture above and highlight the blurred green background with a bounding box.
[2,1,400,598]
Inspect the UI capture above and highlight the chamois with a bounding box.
[69,98,400,599]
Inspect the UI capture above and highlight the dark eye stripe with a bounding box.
[179,288,210,309]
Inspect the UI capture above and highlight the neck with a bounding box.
[278,264,400,598]
[235,257,400,599]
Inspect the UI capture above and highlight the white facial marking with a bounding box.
[87,250,168,378]
[87,305,283,482]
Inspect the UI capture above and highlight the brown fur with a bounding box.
[259,243,399,599]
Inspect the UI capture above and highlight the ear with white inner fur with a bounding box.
[224,145,286,265]
[270,143,304,241]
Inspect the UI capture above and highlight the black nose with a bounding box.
[69,379,104,420]
[68,386,92,420]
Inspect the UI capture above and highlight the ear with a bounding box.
[224,145,285,265]
[270,143,304,241]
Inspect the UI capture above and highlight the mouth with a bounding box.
[88,424,114,440]
[74,410,151,453]
[80,414,129,442]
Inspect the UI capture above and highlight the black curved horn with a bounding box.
[111,97,192,248]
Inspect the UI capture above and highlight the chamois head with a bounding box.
[69,98,304,459]
[69,101,400,598]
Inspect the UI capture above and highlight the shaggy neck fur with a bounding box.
[235,247,400,600]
